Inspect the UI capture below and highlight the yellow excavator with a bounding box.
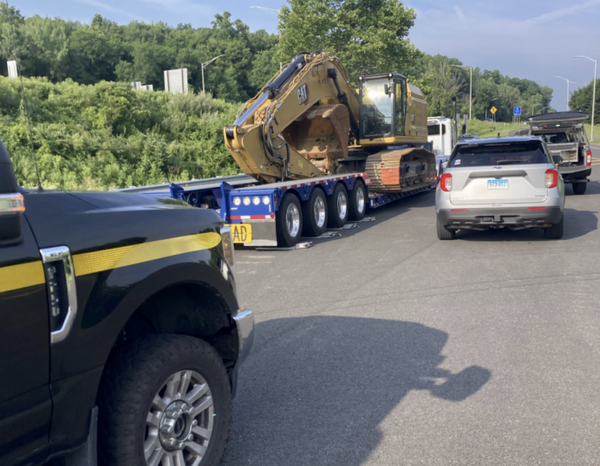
[224,51,436,193]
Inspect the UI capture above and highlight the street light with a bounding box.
[251,5,283,72]
[201,54,225,94]
[451,64,472,120]
[556,76,577,111]
[574,55,597,142]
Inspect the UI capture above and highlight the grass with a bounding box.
[584,123,600,143]
[466,119,529,138]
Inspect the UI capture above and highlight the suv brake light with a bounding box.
[440,173,452,192]
[586,149,592,167]
[545,169,558,189]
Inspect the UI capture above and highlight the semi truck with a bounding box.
[133,52,440,247]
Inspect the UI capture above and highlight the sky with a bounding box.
[11,0,600,111]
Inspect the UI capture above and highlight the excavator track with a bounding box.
[365,148,437,193]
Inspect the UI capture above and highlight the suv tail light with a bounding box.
[440,173,453,192]
[586,149,592,167]
[545,169,558,189]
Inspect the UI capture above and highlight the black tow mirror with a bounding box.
[552,155,563,165]
[0,141,24,244]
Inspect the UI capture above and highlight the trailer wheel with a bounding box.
[302,188,328,237]
[348,179,367,221]
[327,183,349,228]
[572,181,587,195]
[277,193,303,247]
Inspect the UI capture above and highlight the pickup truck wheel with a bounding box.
[98,335,231,466]
[572,181,587,195]
[437,216,456,240]
[327,183,349,228]
[348,179,367,221]
[276,193,303,247]
[302,188,328,237]
[544,215,564,239]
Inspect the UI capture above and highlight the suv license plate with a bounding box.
[225,224,253,244]
[488,179,508,190]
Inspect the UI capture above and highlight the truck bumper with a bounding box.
[230,308,255,398]
[559,166,591,182]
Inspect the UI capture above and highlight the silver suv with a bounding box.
[435,136,565,240]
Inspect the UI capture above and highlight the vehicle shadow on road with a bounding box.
[222,316,491,466]
[454,208,597,242]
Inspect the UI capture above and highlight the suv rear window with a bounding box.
[449,141,549,167]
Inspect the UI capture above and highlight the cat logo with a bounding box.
[297,84,309,106]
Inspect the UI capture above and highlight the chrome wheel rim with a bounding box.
[286,203,301,238]
[337,191,348,220]
[355,186,365,214]
[145,370,214,466]
[314,196,326,228]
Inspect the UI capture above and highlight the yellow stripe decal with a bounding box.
[0,260,45,294]
[73,232,222,277]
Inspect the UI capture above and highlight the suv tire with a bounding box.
[544,215,564,239]
[98,334,232,466]
[437,216,456,240]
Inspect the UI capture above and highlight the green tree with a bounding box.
[277,0,419,80]
[570,79,599,122]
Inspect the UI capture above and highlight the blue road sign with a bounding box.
[514,107,521,116]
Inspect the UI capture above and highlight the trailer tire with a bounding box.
[348,179,367,221]
[327,183,349,228]
[572,181,587,195]
[302,188,328,237]
[277,193,303,247]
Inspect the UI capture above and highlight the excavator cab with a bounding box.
[358,73,407,141]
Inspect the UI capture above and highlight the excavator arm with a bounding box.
[224,52,361,184]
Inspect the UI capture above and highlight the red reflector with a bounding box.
[527,207,546,210]
[451,209,469,212]
[586,150,592,167]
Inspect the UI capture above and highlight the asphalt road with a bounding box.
[223,146,600,466]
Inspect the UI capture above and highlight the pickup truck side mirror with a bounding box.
[552,155,563,165]
[0,141,24,244]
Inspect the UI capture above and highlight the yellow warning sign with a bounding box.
[490,106,497,114]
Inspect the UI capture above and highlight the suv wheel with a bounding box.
[544,215,564,239]
[98,335,232,466]
[437,216,456,240]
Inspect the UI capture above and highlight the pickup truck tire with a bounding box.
[572,181,587,195]
[98,334,232,466]
[544,215,564,239]
[327,183,349,228]
[302,188,328,237]
[277,193,303,247]
[437,216,456,240]
[348,179,367,221]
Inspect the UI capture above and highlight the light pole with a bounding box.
[556,76,577,111]
[251,5,283,72]
[574,55,597,142]
[451,64,472,120]
[201,54,225,94]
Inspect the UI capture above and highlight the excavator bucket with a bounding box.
[282,104,350,172]
[365,148,437,192]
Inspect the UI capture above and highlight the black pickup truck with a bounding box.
[0,141,254,466]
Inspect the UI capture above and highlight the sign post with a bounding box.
[513,107,521,123]
[490,106,497,122]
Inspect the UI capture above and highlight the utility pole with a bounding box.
[201,54,225,94]
[451,64,473,120]
[556,76,577,111]
[251,6,283,72]
[574,55,597,142]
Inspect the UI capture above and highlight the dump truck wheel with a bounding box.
[277,193,303,247]
[348,179,367,221]
[302,188,328,237]
[327,183,349,228]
